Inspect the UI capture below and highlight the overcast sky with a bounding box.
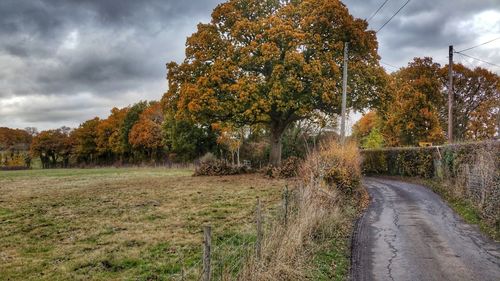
[1,0,499,130]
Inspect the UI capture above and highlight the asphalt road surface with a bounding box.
[351,177,500,281]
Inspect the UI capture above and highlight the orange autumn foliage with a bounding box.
[129,103,164,153]
[96,107,129,156]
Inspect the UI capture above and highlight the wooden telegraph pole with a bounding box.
[340,42,349,144]
[448,45,453,143]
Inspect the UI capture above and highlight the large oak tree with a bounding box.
[165,0,386,165]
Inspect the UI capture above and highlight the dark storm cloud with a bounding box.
[0,0,499,129]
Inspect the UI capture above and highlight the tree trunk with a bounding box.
[269,124,286,166]
[237,146,240,166]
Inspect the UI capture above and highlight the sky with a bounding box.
[0,0,499,130]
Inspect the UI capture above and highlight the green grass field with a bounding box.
[0,168,285,280]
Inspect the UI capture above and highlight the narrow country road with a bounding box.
[351,177,500,281]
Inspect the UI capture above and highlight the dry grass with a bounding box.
[241,141,364,281]
[0,168,285,280]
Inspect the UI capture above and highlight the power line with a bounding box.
[367,0,391,22]
[456,36,500,53]
[454,51,500,68]
[376,0,411,33]
[381,61,399,70]
[456,52,476,69]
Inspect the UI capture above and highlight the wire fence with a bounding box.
[169,185,294,281]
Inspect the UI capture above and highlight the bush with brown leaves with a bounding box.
[262,156,302,179]
[194,160,251,176]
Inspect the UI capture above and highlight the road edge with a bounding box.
[349,183,372,281]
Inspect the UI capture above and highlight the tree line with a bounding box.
[25,101,219,168]
[1,105,336,169]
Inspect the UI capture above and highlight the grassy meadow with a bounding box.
[0,168,285,280]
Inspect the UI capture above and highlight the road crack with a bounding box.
[384,208,399,281]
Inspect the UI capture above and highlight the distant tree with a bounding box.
[96,107,129,162]
[383,82,445,146]
[466,98,499,140]
[121,101,148,156]
[0,127,32,151]
[369,58,447,147]
[0,127,33,167]
[129,102,164,161]
[396,57,445,116]
[31,128,72,168]
[352,111,381,142]
[24,127,39,137]
[162,116,218,162]
[165,0,387,165]
[72,118,100,164]
[216,125,246,165]
[361,127,384,149]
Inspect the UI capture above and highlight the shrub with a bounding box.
[193,160,251,176]
[262,156,302,179]
[301,141,362,194]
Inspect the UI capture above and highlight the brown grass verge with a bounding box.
[240,141,363,280]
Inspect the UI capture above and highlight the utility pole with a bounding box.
[340,42,349,144]
[448,45,453,143]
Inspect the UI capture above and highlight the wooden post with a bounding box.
[283,185,289,226]
[256,198,263,261]
[203,226,212,281]
[448,45,454,143]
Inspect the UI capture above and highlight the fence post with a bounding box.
[283,185,289,226]
[203,225,212,281]
[256,198,263,261]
